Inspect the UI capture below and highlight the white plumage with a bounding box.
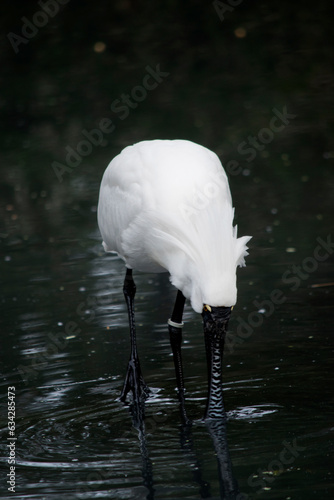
[98,139,251,313]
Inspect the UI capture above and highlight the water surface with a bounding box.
[1,2,334,499]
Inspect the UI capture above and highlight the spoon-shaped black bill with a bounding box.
[202,305,232,420]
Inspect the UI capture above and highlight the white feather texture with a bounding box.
[98,139,251,313]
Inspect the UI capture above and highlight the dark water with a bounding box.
[1,2,334,499]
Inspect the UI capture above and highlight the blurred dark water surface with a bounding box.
[0,1,333,499]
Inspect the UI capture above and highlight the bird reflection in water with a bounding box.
[126,398,240,500]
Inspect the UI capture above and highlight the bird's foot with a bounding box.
[120,358,150,403]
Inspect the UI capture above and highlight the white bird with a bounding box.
[97,139,251,420]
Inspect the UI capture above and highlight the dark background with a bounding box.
[0,1,333,499]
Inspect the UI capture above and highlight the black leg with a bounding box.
[120,268,149,403]
[168,290,190,424]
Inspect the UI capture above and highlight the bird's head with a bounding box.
[201,304,232,335]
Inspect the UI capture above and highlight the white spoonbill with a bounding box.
[97,139,251,420]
